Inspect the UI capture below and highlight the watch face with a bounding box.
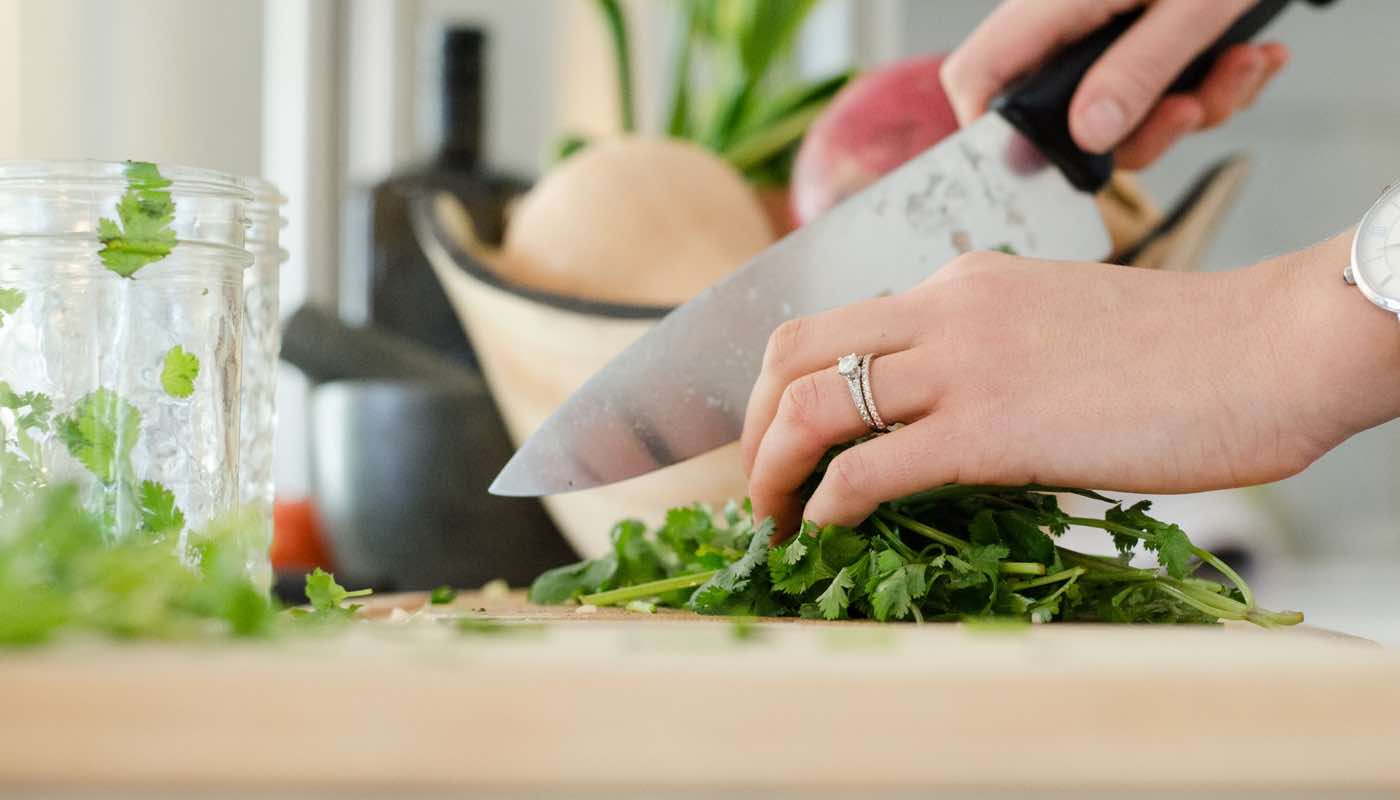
[1353,183,1400,311]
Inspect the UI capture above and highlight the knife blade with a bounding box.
[490,0,1295,497]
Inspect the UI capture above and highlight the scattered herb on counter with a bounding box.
[429,585,458,605]
[455,617,541,636]
[160,345,200,399]
[294,567,373,623]
[529,470,1302,628]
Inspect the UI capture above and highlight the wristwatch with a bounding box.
[1346,182,1400,320]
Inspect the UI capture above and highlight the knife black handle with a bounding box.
[991,0,1298,193]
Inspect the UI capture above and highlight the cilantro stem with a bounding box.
[876,510,969,552]
[1006,566,1086,593]
[580,570,718,607]
[1033,574,1083,610]
[878,511,1042,575]
[1166,580,1247,615]
[1190,545,1254,607]
[1067,516,1257,609]
[999,561,1047,576]
[1064,516,1146,541]
[1247,607,1305,628]
[1153,582,1243,621]
[1057,548,1151,576]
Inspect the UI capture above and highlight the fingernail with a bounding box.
[1080,97,1127,152]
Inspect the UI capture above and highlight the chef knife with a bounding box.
[491,0,1296,497]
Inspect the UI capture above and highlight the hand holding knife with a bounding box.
[492,0,1311,501]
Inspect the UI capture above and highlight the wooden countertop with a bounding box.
[0,590,1396,794]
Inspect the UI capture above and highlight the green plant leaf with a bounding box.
[0,288,24,327]
[816,565,854,620]
[138,479,184,536]
[594,0,635,132]
[160,345,199,399]
[528,557,617,604]
[302,567,372,621]
[97,161,177,278]
[56,389,141,484]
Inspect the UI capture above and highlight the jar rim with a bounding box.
[0,159,253,201]
[241,176,287,207]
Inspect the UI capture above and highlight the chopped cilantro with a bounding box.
[429,585,458,605]
[137,479,184,537]
[0,288,23,327]
[55,389,141,485]
[97,161,178,278]
[160,346,199,399]
[300,567,372,621]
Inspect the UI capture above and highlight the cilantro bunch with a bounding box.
[0,485,373,646]
[530,483,1302,628]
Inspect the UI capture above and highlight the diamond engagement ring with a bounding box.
[837,353,887,433]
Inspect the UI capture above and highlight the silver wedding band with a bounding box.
[837,352,889,434]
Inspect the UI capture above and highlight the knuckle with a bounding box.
[938,52,967,94]
[763,317,807,372]
[826,450,874,503]
[778,373,824,435]
[938,251,990,281]
[1099,59,1168,115]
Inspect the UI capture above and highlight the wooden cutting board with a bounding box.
[0,590,1397,793]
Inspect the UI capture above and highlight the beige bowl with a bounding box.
[414,192,751,558]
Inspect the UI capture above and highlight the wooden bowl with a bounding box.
[413,191,753,558]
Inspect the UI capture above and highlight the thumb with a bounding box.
[1069,0,1255,154]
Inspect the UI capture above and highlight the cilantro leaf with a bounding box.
[968,510,1000,546]
[816,566,855,620]
[610,518,666,586]
[56,389,141,484]
[0,288,23,327]
[1105,501,1197,578]
[690,517,775,614]
[138,479,184,536]
[97,161,178,277]
[302,567,372,620]
[528,557,616,604]
[429,586,458,605]
[871,560,927,622]
[995,511,1055,565]
[160,345,199,399]
[1151,525,1194,579]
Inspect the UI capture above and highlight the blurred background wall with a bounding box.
[0,0,1394,561]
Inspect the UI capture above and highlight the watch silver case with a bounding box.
[1347,183,1400,320]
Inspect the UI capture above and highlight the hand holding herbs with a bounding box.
[740,245,1368,533]
[531,483,1301,628]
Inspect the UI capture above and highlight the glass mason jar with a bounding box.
[238,178,286,590]
[0,160,251,562]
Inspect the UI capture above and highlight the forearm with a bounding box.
[1259,229,1400,447]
